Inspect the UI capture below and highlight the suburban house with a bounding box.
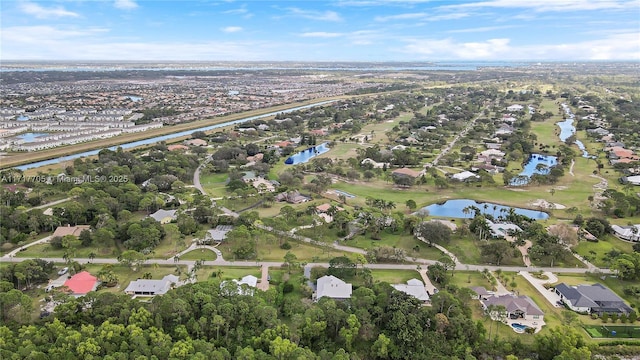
[611,224,640,242]
[554,283,633,315]
[506,104,524,112]
[202,225,234,244]
[52,225,91,238]
[62,271,100,297]
[481,294,544,323]
[149,209,177,224]
[621,175,640,186]
[275,190,311,204]
[124,274,180,296]
[184,138,208,147]
[470,286,494,300]
[315,275,352,301]
[392,279,430,302]
[221,275,258,296]
[451,171,479,182]
[485,219,522,238]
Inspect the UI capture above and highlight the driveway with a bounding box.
[518,271,562,308]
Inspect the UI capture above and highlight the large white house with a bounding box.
[392,279,430,302]
[124,274,180,296]
[315,275,352,301]
[611,224,640,242]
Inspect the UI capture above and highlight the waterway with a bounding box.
[13,101,335,171]
[558,103,590,158]
[284,143,330,165]
[422,199,549,220]
[510,154,558,186]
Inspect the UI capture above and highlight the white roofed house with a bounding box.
[315,275,352,301]
[220,275,259,296]
[392,279,430,302]
[481,294,545,332]
[611,224,640,242]
[124,274,180,297]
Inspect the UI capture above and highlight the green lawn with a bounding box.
[343,231,445,261]
[179,248,218,261]
[449,270,494,290]
[448,236,525,266]
[217,237,349,262]
[193,265,262,282]
[370,269,421,284]
[17,243,119,259]
[583,325,640,338]
[573,235,635,268]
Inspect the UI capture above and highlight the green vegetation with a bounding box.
[584,325,640,339]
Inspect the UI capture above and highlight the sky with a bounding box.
[1,0,639,61]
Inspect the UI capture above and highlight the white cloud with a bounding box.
[440,0,637,12]
[221,26,243,33]
[19,1,80,19]
[300,32,343,38]
[447,25,518,33]
[401,32,640,60]
[285,8,343,22]
[114,0,138,10]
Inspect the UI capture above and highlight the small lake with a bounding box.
[421,199,549,220]
[15,132,50,142]
[510,153,558,186]
[558,104,590,158]
[284,143,330,165]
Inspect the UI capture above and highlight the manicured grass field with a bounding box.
[179,248,218,261]
[584,325,640,338]
[369,269,421,284]
[217,236,349,262]
[17,243,119,259]
[447,235,525,266]
[449,270,494,289]
[193,265,262,282]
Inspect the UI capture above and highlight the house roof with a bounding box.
[452,171,479,181]
[124,274,180,295]
[149,209,177,222]
[63,271,99,295]
[482,294,544,316]
[392,279,429,301]
[317,275,352,299]
[555,283,631,311]
[221,275,258,296]
[471,286,492,296]
[207,225,234,242]
[53,225,91,238]
[168,144,189,151]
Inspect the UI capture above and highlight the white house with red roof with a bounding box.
[63,271,100,297]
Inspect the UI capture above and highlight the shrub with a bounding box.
[591,313,599,320]
[280,242,292,250]
[282,282,294,294]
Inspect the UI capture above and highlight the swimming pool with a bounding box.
[511,323,529,333]
[333,189,355,198]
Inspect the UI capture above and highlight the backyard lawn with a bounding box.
[573,235,635,268]
[583,325,640,339]
[179,248,218,261]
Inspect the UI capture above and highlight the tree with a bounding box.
[327,256,356,279]
[413,221,452,246]
[548,223,578,247]
[118,250,146,271]
[283,251,299,274]
[405,199,417,213]
[534,325,589,360]
[480,241,513,266]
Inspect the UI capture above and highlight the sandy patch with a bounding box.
[529,199,566,210]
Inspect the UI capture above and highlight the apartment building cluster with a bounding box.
[0,106,162,151]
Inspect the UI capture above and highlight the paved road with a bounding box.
[30,197,75,211]
[431,111,484,167]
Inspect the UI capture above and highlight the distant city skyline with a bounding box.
[1,0,639,61]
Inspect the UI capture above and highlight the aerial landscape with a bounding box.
[1,1,640,359]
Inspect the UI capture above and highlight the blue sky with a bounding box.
[1,0,639,61]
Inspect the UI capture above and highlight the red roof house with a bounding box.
[63,271,99,296]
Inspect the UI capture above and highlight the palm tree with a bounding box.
[88,252,96,263]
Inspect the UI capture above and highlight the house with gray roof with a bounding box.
[203,225,234,244]
[554,283,632,315]
[392,279,429,302]
[124,274,180,296]
[482,294,544,322]
[315,275,352,301]
[149,209,177,224]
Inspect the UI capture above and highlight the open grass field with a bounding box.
[450,270,494,289]
[572,235,635,268]
[193,265,262,283]
[217,235,349,262]
[446,236,530,266]
[343,231,445,261]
